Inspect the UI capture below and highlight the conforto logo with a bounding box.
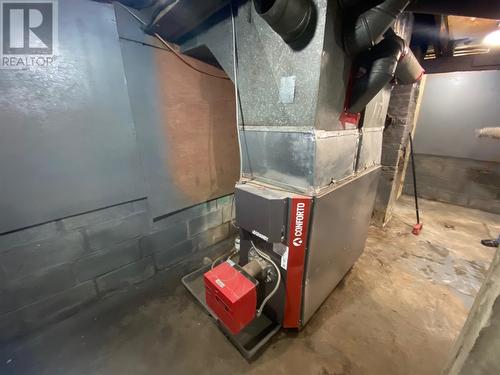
[292,202,305,247]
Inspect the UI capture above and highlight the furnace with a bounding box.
[180,0,423,357]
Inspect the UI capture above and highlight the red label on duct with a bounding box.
[283,197,312,328]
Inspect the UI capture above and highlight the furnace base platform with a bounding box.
[182,263,281,359]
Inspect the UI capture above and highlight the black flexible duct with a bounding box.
[253,0,313,43]
[395,49,424,84]
[343,0,410,57]
[348,33,404,113]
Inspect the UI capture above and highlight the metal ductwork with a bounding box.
[348,32,404,113]
[253,0,314,43]
[167,0,412,358]
[395,49,424,84]
[343,0,410,56]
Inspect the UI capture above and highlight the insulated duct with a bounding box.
[253,0,314,43]
[395,49,424,84]
[343,0,410,56]
[348,33,404,113]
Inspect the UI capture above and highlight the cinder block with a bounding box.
[62,202,136,231]
[188,210,223,237]
[413,154,445,175]
[132,199,149,213]
[0,221,59,253]
[151,199,218,232]
[464,182,498,201]
[384,124,407,143]
[374,177,396,207]
[222,205,235,223]
[21,281,97,329]
[193,223,230,251]
[86,212,148,250]
[5,264,76,312]
[216,195,233,208]
[468,198,500,215]
[419,188,470,208]
[75,239,141,281]
[381,146,404,167]
[380,166,398,181]
[0,232,85,280]
[96,257,155,293]
[467,167,500,187]
[139,221,188,256]
[154,240,195,270]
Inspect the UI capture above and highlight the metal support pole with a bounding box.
[409,132,420,224]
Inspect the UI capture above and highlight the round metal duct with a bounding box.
[253,0,314,43]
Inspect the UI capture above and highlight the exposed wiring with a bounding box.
[250,239,281,317]
[116,2,230,80]
[229,194,239,230]
[230,0,244,179]
[211,247,237,270]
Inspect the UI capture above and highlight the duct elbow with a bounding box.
[395,49,425,84]
[348,60,396,113]
[347,34,404,113]
[343,0,410,56]
[253,0,314,43]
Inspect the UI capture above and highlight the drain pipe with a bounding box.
[344,0,410,56]
[348,33,404,113]
[253,0,313,43]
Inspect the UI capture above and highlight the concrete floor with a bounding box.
[1,196,499,375]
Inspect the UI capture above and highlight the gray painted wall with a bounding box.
[0,0,145,234]
[412,70,500,163]
[0,194,235,342]
[0,0,239,341]
[403,70,500,214]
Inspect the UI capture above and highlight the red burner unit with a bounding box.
[204,262,257,334]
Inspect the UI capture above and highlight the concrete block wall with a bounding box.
[0,195,236,342]
[403,155,500,214]
[373,83,421,226]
